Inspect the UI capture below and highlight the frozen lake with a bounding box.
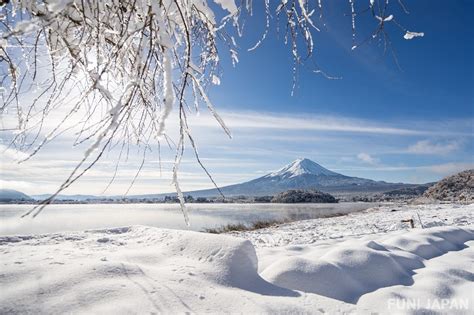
[0,202,379,236]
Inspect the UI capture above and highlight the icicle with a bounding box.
[172,141,190,227]
[157,49,174,137]
[192,75,232,138]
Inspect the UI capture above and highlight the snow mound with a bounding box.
[261,226,473,304]
[0,226,299,314]
[383,226,472,259]
[358,239,474,314]
[115,226,289,295]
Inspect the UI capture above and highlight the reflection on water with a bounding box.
[0,203,378,236]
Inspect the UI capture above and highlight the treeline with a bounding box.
[21,189,341,204]
[163,189,338,204]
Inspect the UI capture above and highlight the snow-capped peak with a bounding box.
[266,158,339,179]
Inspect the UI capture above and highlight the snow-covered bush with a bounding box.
[421,170,474,204]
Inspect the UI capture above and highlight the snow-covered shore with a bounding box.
[231,203,474,247]
[1,204,473,314]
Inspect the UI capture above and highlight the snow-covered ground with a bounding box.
[0,204,473,314]
[231,203,474,247]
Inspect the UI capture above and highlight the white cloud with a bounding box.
[356,153,379,165]
[333,162,474,174]
[190,111,473,137]
[427,162,473,175]
[0,179,34,191]
[407,140,461,155]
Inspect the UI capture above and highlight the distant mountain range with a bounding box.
[5,158,423,202]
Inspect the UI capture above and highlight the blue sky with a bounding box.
[213,0,473,120]
[1,0,473,195]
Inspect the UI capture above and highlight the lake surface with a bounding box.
[0,202,379,236]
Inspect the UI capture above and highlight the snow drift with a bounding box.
[261,226,473,304]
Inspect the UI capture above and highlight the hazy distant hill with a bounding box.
[0,189,33,202]
[382,183,434,198]
[419,169,473,203]
[31,194,102,201]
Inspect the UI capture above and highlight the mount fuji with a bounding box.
[177,158,411,198]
